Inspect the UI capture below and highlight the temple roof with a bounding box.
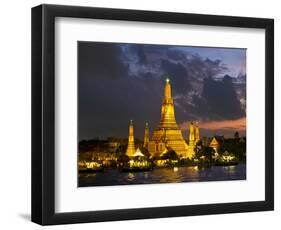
[209,137,219,147]
[134,147,144,157]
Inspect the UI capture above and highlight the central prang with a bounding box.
[126,78,199,159]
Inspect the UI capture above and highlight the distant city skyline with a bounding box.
[78,42,246,140]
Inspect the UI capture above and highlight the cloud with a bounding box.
[179,117,246,138]
[78,78,162,140]
[167,48,187,60]
[201,75,244,120]
[180,117,246,131]
[127,45,147,64]
[78,42,128,80]
[172,75,244,123]
[161,59,191,94]
[78,42,246,140]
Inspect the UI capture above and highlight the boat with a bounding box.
[215,152,238,166]
[78,161,104,173]
[119,155,153,172]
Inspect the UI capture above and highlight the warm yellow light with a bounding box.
[166,78,170,83]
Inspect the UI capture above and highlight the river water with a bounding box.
[78,163,246,187]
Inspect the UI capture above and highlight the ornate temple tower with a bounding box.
[195,122,200,143]
[126,120,135,157]
[189,122,195,147]
[187,122,196,156]
[158,78,178,129]
[148,78,193,159]
[143,122,149,148]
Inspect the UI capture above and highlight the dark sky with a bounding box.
[78,42,246,140]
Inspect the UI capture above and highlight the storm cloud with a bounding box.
[78,42,128,80]
[78,42,246,140]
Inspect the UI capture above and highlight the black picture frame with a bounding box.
[31,4,274,225]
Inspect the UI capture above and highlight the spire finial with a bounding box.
[166,78,170,83]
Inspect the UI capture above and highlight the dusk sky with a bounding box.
[78,42,246,140]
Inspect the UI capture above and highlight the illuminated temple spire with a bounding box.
[158,78,178,129]
[148,78,195,159]
[143,122,149,148]
[126,120,135,157]
[195,122,200,143]
[189,122,195,147]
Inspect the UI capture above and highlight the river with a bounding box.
[78,163,246,187]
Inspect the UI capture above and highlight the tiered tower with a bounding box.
[148,79,193,159]
[187,122,196,156]
[126,120,135,157]
[143,122,149,148]
[195,122,200,143]
[158,78,178,129]
[189,122,195,147]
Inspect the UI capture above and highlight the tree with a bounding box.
[204,146,216,162]
[219,138,246,161]
[117,154,129,164]
[194,140,203,157]
[161,150,178,160]
[195,146,215,162]
[79,152,92,162]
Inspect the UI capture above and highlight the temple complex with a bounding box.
[125,79,199,159]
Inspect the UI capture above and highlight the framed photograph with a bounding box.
[31,4,274,225]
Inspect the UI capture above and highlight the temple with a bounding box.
[209,137,219,151]
[143,122,149,149]
[126,120,136,157]
[195,122,200,143]
[125,79,199,159]
[147,79,196,159]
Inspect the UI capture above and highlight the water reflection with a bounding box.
[127,173,135,181]
[224,165,236,173]
[79,163,246,187]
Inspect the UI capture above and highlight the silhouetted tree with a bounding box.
[161,150,178,160]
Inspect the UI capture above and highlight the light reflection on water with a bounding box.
[127,173,135,181]
[79,163,246,187]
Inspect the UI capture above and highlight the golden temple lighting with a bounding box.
[148,79,196,159]
[126,120,136,157]
[209,137,219,151]
[125,78,199,160]
[143,122,149,148]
